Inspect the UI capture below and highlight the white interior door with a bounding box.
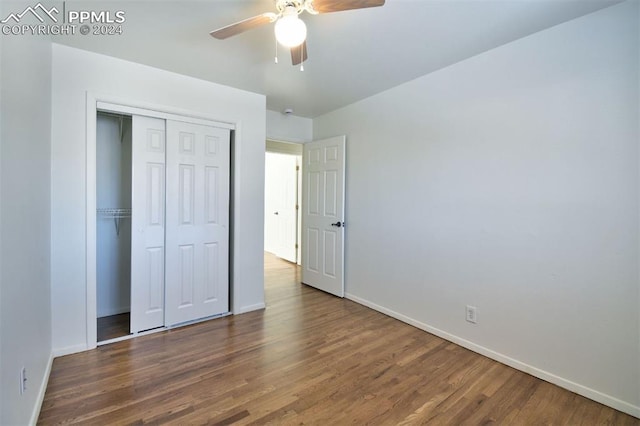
[276,153,298,263]
[131,116,166,333]
[165,120,230,326]
[264,154,278,255]
[302,136,346,297]
[265,152,298,263]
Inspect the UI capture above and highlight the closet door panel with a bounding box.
[145,247,165,311]
[204,242,220,302]
[131,116,166,333]
[165,121,230,326]
[178,244,195,307]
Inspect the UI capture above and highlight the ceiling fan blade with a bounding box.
[309,0,385,14]
[291,41,308,66]
[210,13,277,39]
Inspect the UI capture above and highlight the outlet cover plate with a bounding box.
[466,305,477,324]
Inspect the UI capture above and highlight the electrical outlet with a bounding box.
[466,305,477,324]
[20,367,27,395]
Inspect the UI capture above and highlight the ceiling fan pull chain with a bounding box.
[300,46,304,71]
[274,36,279,63]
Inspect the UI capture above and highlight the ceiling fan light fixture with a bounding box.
[210,0,386,66]
[274,8,307,47]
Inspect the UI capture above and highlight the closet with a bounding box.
[96,109,231,343]
[96,112,132,341]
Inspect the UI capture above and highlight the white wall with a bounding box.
[266,109,312,143]
[314,1,639,416]
[0,25,53,426]
[51,44,266,354]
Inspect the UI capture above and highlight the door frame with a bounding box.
[85,92,237,350]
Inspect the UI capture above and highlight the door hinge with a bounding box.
[296,165,300,171]
[295,244,299,249]
[295,204,299,210]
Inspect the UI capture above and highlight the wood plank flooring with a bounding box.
[97,312,131,342]
[38,253,639,425]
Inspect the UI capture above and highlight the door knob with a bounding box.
[331,221,343,228]
[274,212,279,215]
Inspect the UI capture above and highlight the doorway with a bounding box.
[263,136,347,299]
[264,140,302,265]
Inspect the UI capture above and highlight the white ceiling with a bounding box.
[53,0,621,117]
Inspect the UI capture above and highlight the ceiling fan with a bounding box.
[210,0,385,67]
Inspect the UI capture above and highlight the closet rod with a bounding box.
[97,110,129,119]
[97,208,131,236]
[97,111,128,143]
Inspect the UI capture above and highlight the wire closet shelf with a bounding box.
[97,208,131,236]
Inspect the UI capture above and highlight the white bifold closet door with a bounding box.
[165,120,230,326]
[131,116,167,333]
[130,116,230,333]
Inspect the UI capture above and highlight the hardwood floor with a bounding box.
[97,312,131,342]
[39,253,639,425]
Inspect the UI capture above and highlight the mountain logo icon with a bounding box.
[1,3,59,24]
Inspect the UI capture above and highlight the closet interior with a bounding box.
[96,111,132,342]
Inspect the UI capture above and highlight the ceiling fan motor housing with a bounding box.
[276,0,319,16]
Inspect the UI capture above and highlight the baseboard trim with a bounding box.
[345,292,640,419]
[52,344,88,358]
[97,306,130,318]
[234,302,266,315]
[29,353,54,426]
